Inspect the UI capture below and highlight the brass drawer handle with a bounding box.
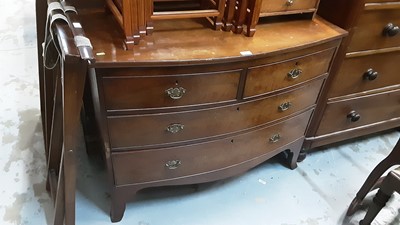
[287,68,302,80]
[165,160,181,170]
[286,0,295,6]
[383,23,399,37]
[347,110,361,122]
[165,87,186,100]
[279,102,292,112]
[269,133,281,143]
[166,123,184,134]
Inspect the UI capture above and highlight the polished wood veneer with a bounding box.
[102,70,241,110]
[108,78,323,149]
[112,110,313,185]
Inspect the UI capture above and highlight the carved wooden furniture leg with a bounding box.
[245,0,261,37]
[110,187,140,222]
[347,138,400,216]
[359,168,400,225]
[110,191,127,222]
[213,0,225,30]
[145,0,154,35]
[137,0,147,37]
[105,0,141,50]
[287,138,304,169]
[222,0,236,31]
[233,0,248,34]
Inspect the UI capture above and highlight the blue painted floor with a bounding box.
[0,0,400,224]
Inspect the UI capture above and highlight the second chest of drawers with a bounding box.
[306,0,400,148]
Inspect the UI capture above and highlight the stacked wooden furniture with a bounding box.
[77,7,346,222]
[223,0,321,36]
[105,0,225,49]
[304,0,400,149]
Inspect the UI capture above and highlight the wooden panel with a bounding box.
[316,88,400,136]
[260,0,318,13]
[102,70,241,110]
[328,50,400,98]
[364,0,400,3]
[111,110,313,185]
[244,48,334,98]
[108,78,323,149]
[348,8,400,52]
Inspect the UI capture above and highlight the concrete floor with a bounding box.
[1,0,400,224]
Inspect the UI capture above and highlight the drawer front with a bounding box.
[316,89,400,136]
[112,110,313,185]
[328,51,400,98]
[244,48,334,98]
[348,8,400,52]
[108,79,323,149]
[102,70,241,110]
[260,0,318,14]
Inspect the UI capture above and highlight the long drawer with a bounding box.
[260,0,319,15]
[111,110,313,185]
[316,88,400,136]
[108,78,323,149]
[328,50,400,98]
[244,48,334,98]
[348,7,400,52]
[102,70,241,110]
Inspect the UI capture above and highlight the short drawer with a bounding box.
[260,0,319,15]
[328,51,400,98]
[316,89,400,136]
[348,8,400,52]
[111,110,313,185]
[108,78,323,149]
[102,70,241,110]
[244,48,334,98]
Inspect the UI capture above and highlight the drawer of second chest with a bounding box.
[316,88,400,136]
[111,110,313,185]
[108,78,323,150]
[348,7,400,52]
[102,70,241,110]
[328,50,400,98]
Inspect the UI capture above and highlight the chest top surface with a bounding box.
[77,9,346,67]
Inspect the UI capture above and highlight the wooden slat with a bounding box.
[346,46,400,58]
[152,9,219,20]
[365,2,400,10]
[105,0,124,29]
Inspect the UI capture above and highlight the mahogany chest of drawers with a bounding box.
[75,8,346,222]
[305,0,400,148]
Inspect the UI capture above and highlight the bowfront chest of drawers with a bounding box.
[305,0,400,149]
[79,10,345,222]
